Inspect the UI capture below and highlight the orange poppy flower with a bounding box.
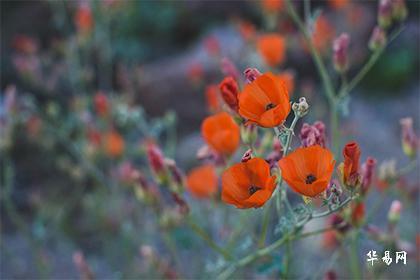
[342,141,361,186]
[312,15,336,54]
[328,0,350,10]
[74,4,93,33]
[104,130,125,157]
[257,34,286,67]
[261,0,284,13]
[239,72,290,128]
[278,145,335,197]
[205,85,221,112]
[201,112,240,156]
[222,158,277,208]
[186,165,218,198]
[278,71,295,95]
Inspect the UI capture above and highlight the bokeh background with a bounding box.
[1,0,419,279]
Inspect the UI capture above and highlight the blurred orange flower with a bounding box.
[74,4,93,33]
[312,15,336,54]
[328,0,350,10]
[261,0,284,13]
[205,85,221,113]
[257,34,286,67]
[237,20,256,41]
[239,72,290,128]
[222,158,277,208]
[278,71,295,95]
[201,112,240,156]
[104,130,125,157]
[279,145,335,197]
[342,141,361,186]
[186,165,218,198]
[351,201,365,226]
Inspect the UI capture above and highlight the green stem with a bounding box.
[285,0,335,102]
[218,196,354,278]
[187,218,233,261]
[349,231,361,279]
[258,204,271,247]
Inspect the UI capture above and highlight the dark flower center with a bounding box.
[249,185,261,195]
[265,103,276,110]
[305,174,317,184]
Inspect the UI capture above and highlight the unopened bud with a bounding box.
[378,0,393,29]
[164,158,184,191]
[172,192,190,215]
[392,0,407,22]
[146,141,166,180]
[400,117,418,159]
[378,159,397,183]
[241,149,253,162]
[388,200,402,224]
[361,157,377,195]
[240,124,257,145]
[293,97,309,117]
[219,76,239,112]
[243,68,262,83]
[333,33,350,73]
[369,26,387,51]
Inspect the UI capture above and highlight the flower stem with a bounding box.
[187,218,233,261]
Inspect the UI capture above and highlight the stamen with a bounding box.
[249,185,261,195]
[305,174,317,184]
[265,103,276,110]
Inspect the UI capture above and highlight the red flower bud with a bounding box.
[243,68,262,83]
[219,76,239,112]
[378,0,393,29]
[333,33,350,73]
[361,157,377,195]
[146,141,165,176]
[94,91,109,117]
[241,149,253,162]
[369,26,387,51]
[342,141,361,187]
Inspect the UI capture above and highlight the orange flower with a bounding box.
[205,85,221,112]
[328,0,350,10]
[342,141,361,186]
[222,158,277,208]
[261,0,284,13]
[74,4,93,33]
[312,15,336,54]
[186,165,218,198]
[201,112,240,156]
[278,145,335,197]
[104,130,125,157]
[351,201,365,226]
[239,72,290,128]
[257,34,286,67]
[237,20,256,41]
[278,71,295,95]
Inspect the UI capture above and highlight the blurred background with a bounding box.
[1,0,419,279]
